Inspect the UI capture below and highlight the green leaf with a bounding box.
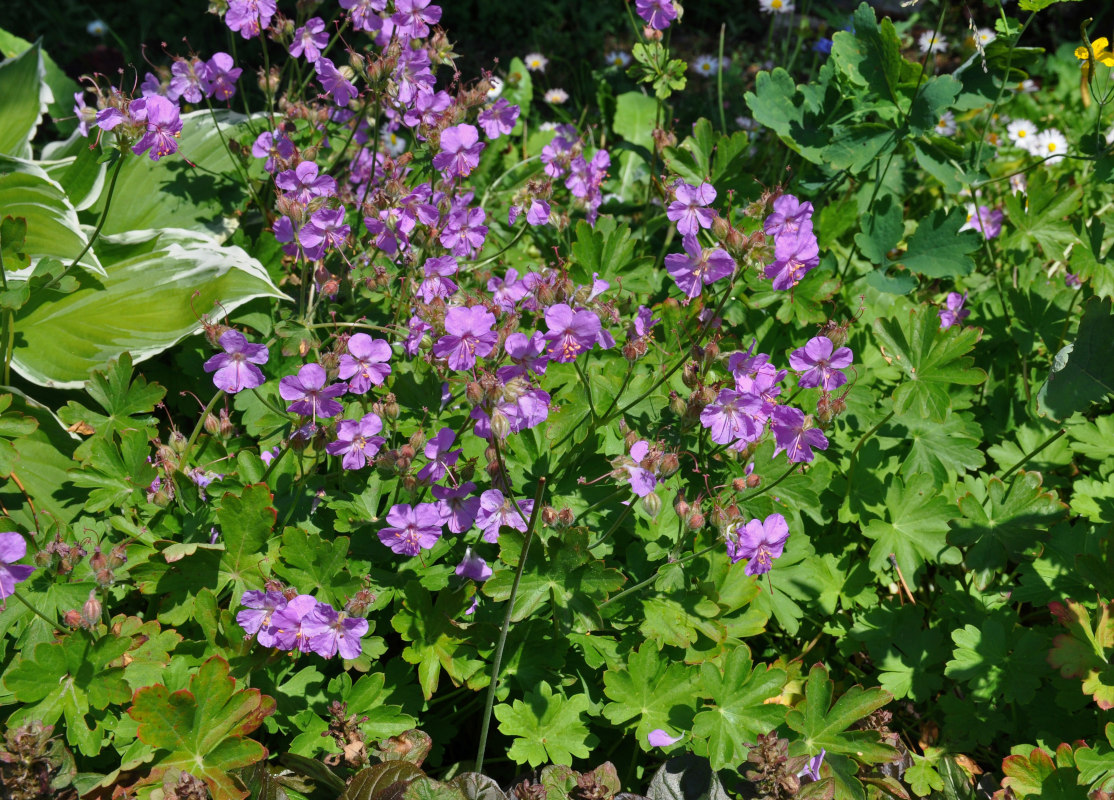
[873,304,987,422]
[273,527,361,607]
[67,426,156,512]
[879,409,985,482]
[1066,218,1113,299]
[391,583,485,700]
[0,157,103,279]
[892,208,981,279]
[569,217,654,293]
[908,76,961,135]
[5,631,133,755]
[904,754,944,797]
[216,484,276,596]
[1075,722,1114,791]
[0,29,81,137]
[336,672,417,743]
[129,656,276,800]
[1047,599,1114,710]
[57,351,164,462]
[12,228,288,388]
[501,58,533,117]
[0,42,48,157]
[340,762,425,800]
[1018,0,1082,11]
[784,663,895,763]
[691,646,786,770]
[494,681,597,767]
[1038,297,1114,419]
[485,529,624,632]
[855,195,902,266]
[948,472,1067,578]
[944,619,1046,704]
[1001,745,1088,800]
[612,91,658,151]
[860,472,959,589]
[1003,170,1080,258]
[830,3,904,104]
[86,110,255,237]
[603,645,703,744]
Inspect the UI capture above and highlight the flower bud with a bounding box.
[703,341,720,365]
[109,542,128,568]
[724,226,747,258]
[168,430,188,455]
[673,492,690,519]
[346,589,376,615]
[658,452,680,477]
[641,491,662,518]
[819,318,851,348]
[557,507,575,528]
[541,506,558,526]
[82,590,102,627]
[383,393,400,420]
[466,381,484,405]
[156,444,179,474]
[746,472,761,489]
[711,215,731,240]
[651,127,677,153]
[409,430,427,452]
[218,409,236,439]
[204,413,221,436]
[490,409,511,441]
[681,361,700,388]
[686,508,705,530]
[89,548,108,574]
[669,391,686,417]
[63,609,84,628]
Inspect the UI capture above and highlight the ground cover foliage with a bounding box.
[0,0,1113,799]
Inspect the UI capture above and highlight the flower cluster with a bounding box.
[1006,119,1068,165]
[237,589,368,659]
[763,194,819,291]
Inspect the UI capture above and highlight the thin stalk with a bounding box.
[600,542,720,610]
[590,501,634,549]
[10,588,60,631]
[742,463,797,502]
[972,11,1037,174]
[0,236,10,386]
[843,409,894,500]
[1000,428,1066,481]
[716,23,727,135]
[180,390,225,469]
[475,475,547,774]
[574,360,598,420]
[206,101,267,214]
[43,153,125,292]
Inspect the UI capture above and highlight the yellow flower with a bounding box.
[1074,37,1114,67]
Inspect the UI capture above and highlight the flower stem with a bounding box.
[11,588,60,630]
[1000,427,1066,481]
[600,542,720,610]
[474,473,547,774]
[180,389,226,469]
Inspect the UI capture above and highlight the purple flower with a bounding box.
[316,57,357,106]
[799,750,826,782]
[502,331,549,377]
[764,227,820,291]
[237,590,287,641]
[201,52,242,101]
[392,0,442,39]
[700,389,765,445]
[544,304,606,363]
[959,204,1003,240]
[635,0,677,29]
[433,306,497,371]
[1066,272,1083,288]
[771,405,828,464]
[327,413,385,469]
[525,199,551,226]
[455,546,493,581]
[725,513,790,576]
[279,363,347,419]
[338,333,392,394]
[203,330,269,393]
[665,234,735,299]
[300,207,350,254]
[140,72,166,97]
[488,269,527,312]
[647,729,683,747]
[378,503,444,555]
[403,89,452,131]
[340,0,386,33]
[632,306,659,338]
[393,48,435,104]
[73,93,96,137]
[938,291,970,330]
[478,98,520,139]
[476,490,533,543]
[667,181,717,236]
[432,481,482,533]
[789,336,853,391]
[291,17,329,62]
[225,0,277,38]
[625,440,658,498]
[764,195,814,237]
[433,124,483,179]
[276,161,337,203]
[267,594,318,652]
[131,96,183,161]
[440,207,488,257]
[417,427,462,483]
[252,129,295,173]
[404,314,431,357]
[0,533,34,607]
[303,604,368,659]
[168,58,205,103]
[418,256,459,303]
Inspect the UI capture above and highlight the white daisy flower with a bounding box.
[934,111,957,136]
[691,55,725,76]
[1016,78,1038,93]
[758,0,795,14]
[524,53,548,73]
[381,128,407,156]
[87,19,108,36]
[975,27,996,46]
[605,50,631,68]
[1006,119,1037,151]
[485,76,505,101]
[539,122,559,132]
[1034,128,1068,165]
[918,30,948,54]
[1009,173,1027,195]
[544,88,569,104]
